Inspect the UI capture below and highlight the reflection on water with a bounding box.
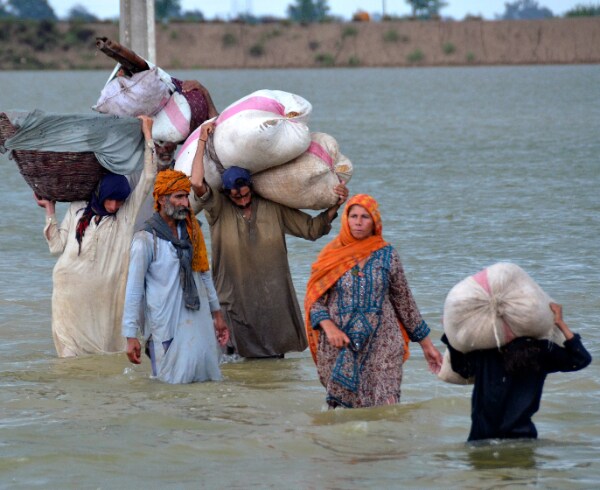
[1,66,599,488]
[466,440,538,470]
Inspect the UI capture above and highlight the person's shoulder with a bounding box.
[132,229,153,245]
[69,200,87,211]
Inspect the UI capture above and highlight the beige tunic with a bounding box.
[192,188,333,357]
[44,145,156,357]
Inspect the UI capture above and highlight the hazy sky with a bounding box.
[47,1,583,21]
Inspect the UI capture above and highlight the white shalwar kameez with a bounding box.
[122,223,222,384]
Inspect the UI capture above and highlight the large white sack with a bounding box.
[174,124,222,189]
[152,92,192,143]
[93,67,170,117]
[212,89,312,173]
[252,132,353,210]
[443,262,563,353]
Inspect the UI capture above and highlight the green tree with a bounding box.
[287,0,330,23]
[499,0,553,19]
[6,0,56,20]
[180,9,204,21]
[155,0,182,22]
[405,0,447,19]
[565,3,600,16]
[67,4,99,22]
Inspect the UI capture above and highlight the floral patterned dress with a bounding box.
[310,245,430,408]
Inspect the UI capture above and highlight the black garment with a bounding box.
[441,333,591,442]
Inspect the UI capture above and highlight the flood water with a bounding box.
[0,65,599,489]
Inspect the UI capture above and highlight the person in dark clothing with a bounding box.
[442,303,592,442]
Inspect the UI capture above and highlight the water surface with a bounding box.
[0,66,599,489]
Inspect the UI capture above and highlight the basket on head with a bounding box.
[0,112,108,202]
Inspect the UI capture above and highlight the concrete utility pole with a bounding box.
[119,0,156,63]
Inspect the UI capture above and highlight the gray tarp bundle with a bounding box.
[1,110,145,175]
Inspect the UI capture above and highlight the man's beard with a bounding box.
[163,201,189,220]
[235,201,251,210]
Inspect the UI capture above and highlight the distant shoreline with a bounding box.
[0,17,599,70]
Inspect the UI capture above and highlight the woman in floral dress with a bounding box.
[305,194,442,408]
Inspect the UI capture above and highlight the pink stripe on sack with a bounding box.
[472,268,491,295]
[307,141,335,170]
[473,268,517,342]
[163,96,189,138]
[178,126,201,156]
[216,96,287,125]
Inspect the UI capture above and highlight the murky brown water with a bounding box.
[1,66,599,489]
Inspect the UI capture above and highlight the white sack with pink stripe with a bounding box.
[252,132,353,210]
[212,89,312,173]
[173,123,223,189]
[442,262,564,354]
[151,92,192,143]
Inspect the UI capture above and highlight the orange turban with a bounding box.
[153,169,209,272]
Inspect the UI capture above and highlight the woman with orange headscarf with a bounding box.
[305,194,442,409]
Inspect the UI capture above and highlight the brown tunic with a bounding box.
[193,187,333,357]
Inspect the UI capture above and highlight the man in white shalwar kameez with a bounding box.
[122,169,228,384]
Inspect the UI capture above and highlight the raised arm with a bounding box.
[549,302,574,340]
[35,193,73,254]
[190,120,215,197]
[325,180,349,222]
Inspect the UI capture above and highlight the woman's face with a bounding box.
[103,199,125,214]
[347,204,374,240]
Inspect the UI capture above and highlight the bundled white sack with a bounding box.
[152,92,192,143]
[93,67,170,117]
[443,262,563,353]
[252,132,353,210]
[211,89,312,173]
[437,349,474,385]
[174,124,222,187]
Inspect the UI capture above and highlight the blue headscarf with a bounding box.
[75,173,131,253]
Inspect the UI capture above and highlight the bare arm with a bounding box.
[190,121,215,197]
[418,336,443,374]
[549,302,574,341]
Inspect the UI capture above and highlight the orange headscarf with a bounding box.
[304,194,410,364]
[153,169,209,272]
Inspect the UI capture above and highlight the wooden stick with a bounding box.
[96,37,150,74]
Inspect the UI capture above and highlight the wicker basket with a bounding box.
[0,112,108,202]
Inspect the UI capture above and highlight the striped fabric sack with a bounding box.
[151,92,192,143]
[211,89,312,173]
[442,262,563,354]
[252,132,353,210]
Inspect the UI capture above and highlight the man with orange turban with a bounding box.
[122,169,229,384]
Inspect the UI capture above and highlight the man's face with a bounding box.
[162,191,189,220]
[155,142,177,169]
[227,186,252,209]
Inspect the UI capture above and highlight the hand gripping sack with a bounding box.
[212,89,312,173]
[252,132,353,210]
[174,124,222,189]
[442,262,562,353]
[152,92,192,143]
